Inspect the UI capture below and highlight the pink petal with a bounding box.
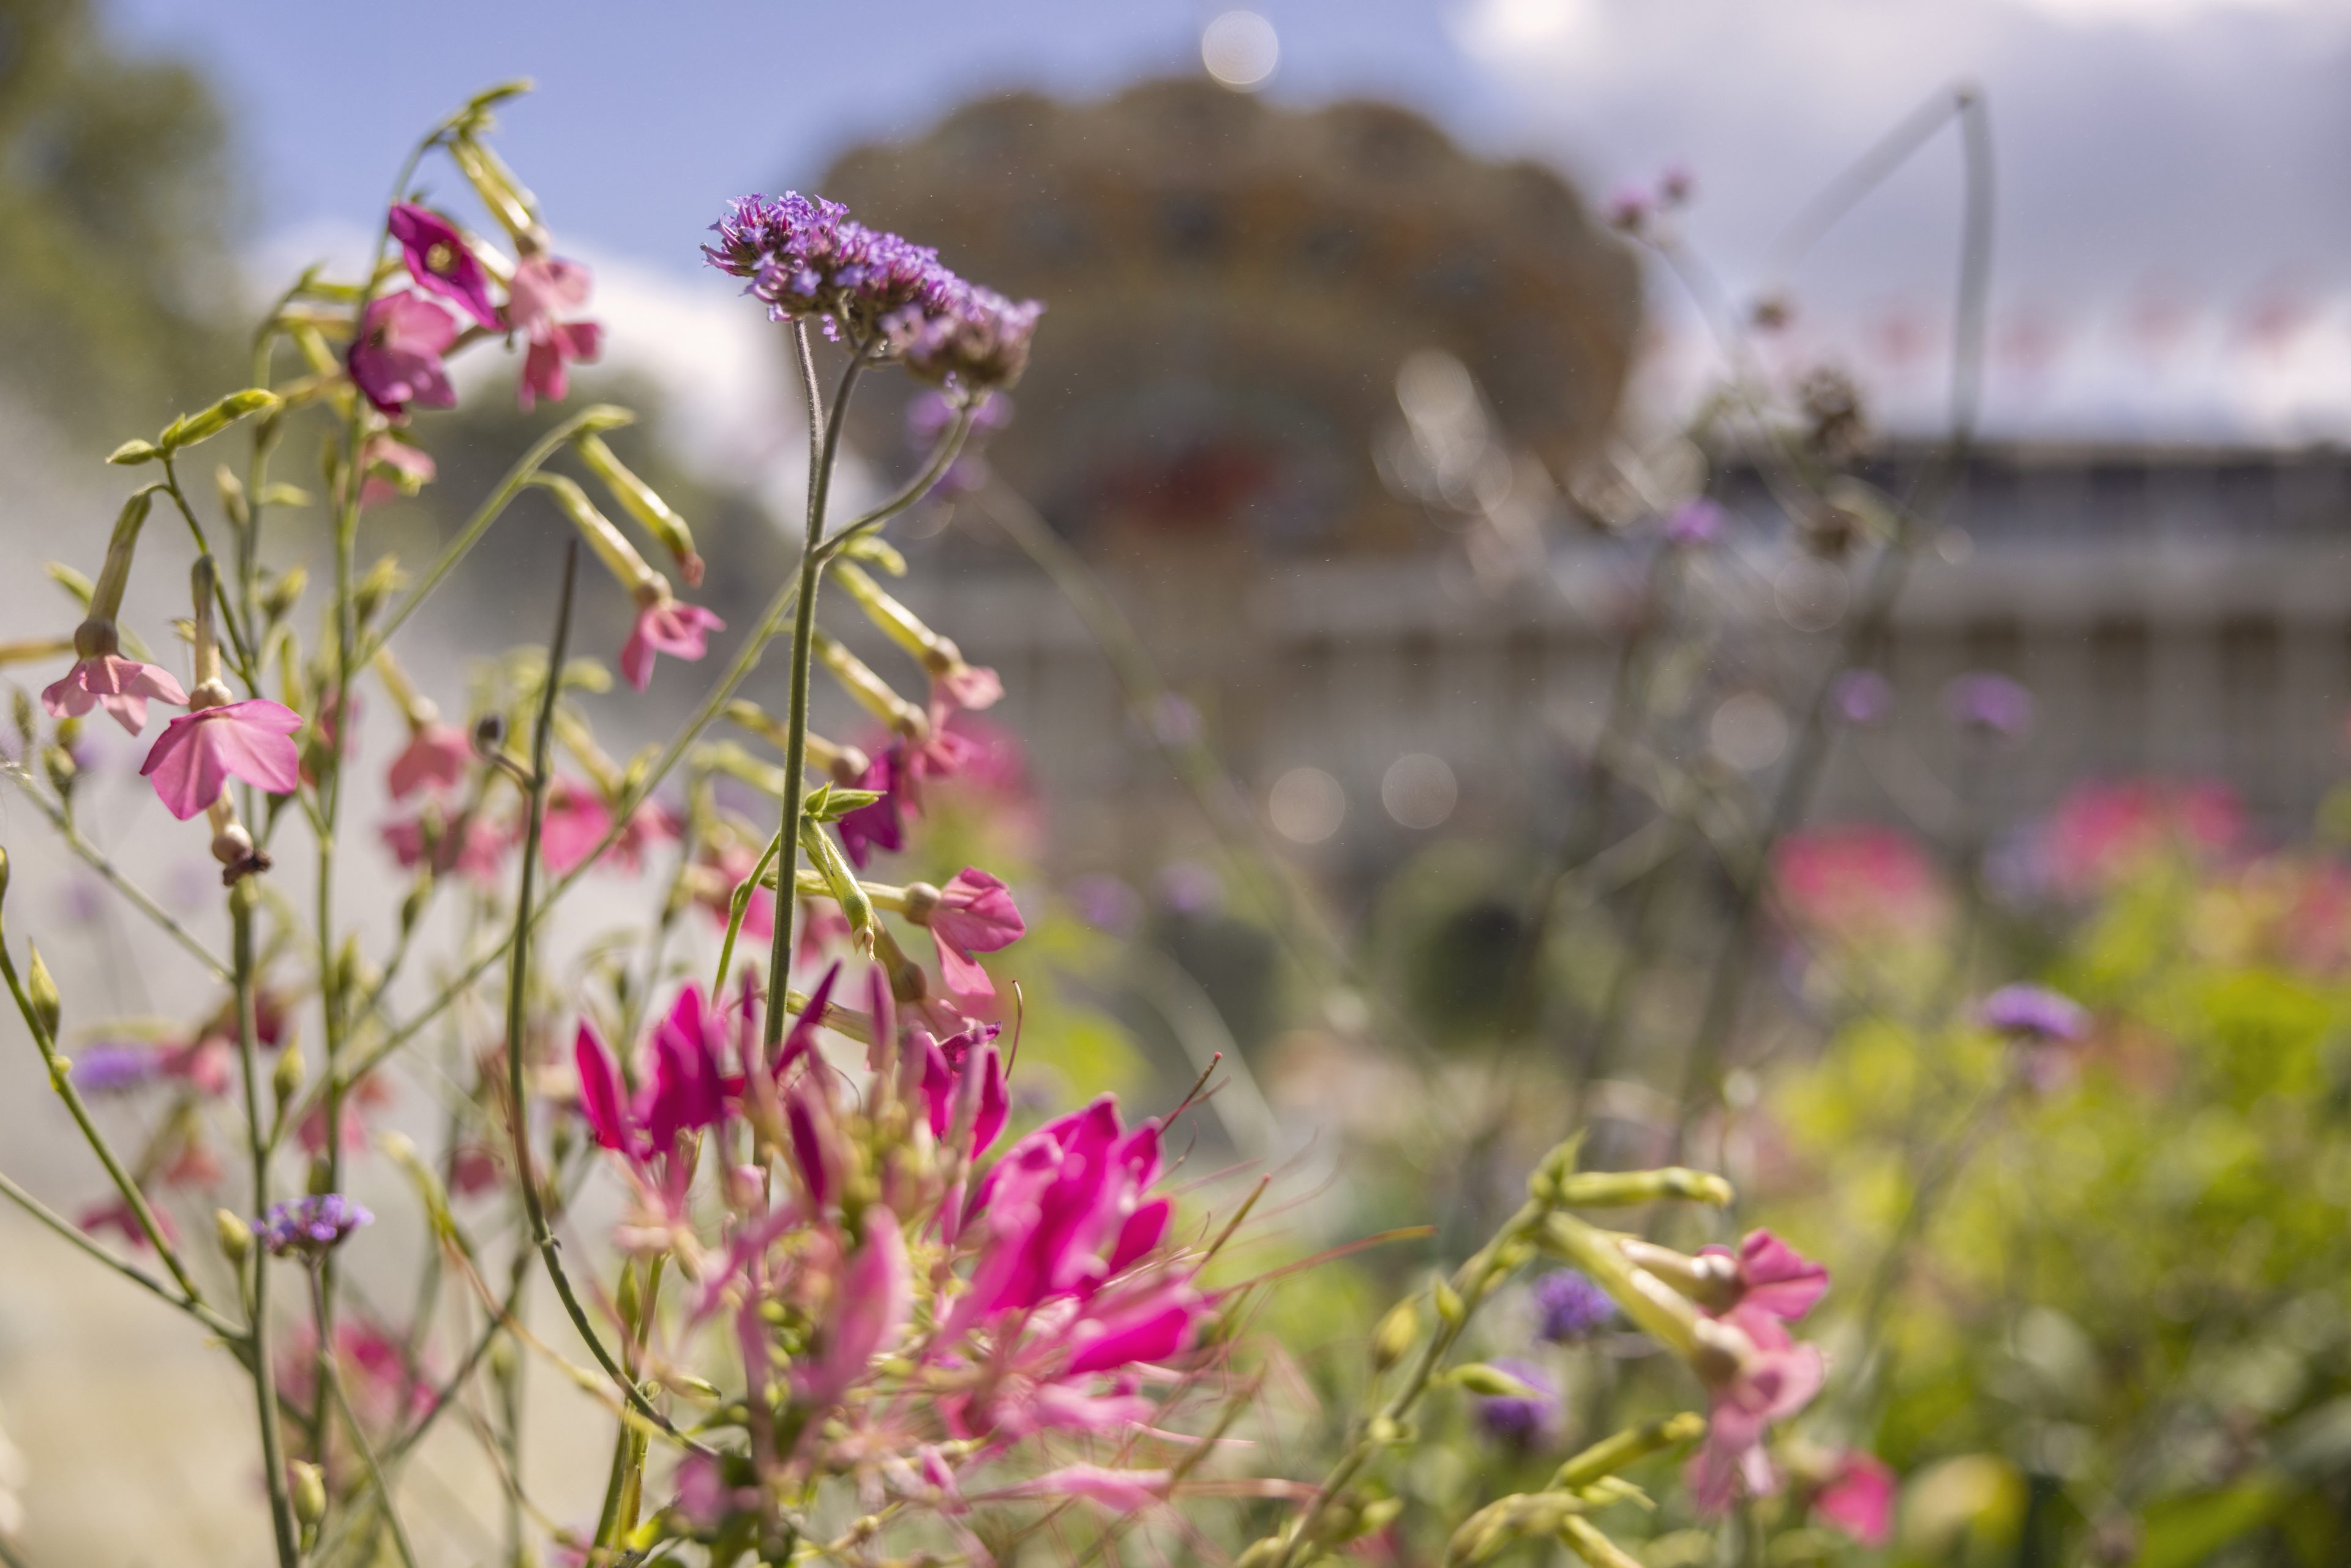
[942,662,1004,711]
[996,1465,1169,1515]
[618,617,657,691]
[1067,1290,1199,1375]
[574,1023,634,1153]
[1738,1229,1829,1323]
[1815,1452,1896,1547]
[806,1209,910,1405]
[933,933,996,1000]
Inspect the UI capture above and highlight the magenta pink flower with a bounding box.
[42,653,186,735]
[620,597,724,691]
[508,255,604,411]
[387,721,471,798]
[575,986,732,1164]
[349,291,460,416]
[1687,1333,1826,1514]
[938,662,1004,711]
[140,699,304,819]
[382,809,506,882]
[988,1465,1169,1515]
[1813,1449,1896,1546]
[388,203,500,329]
[1698,1229,1830,1348]
[539,779,613,874]
[801,1209,911,1406]
[79,1196,175,1251]
[923,868,1026,1000]
[359,434,437,508]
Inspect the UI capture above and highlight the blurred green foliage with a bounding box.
[0,0,241,435]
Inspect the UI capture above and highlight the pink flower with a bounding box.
[388,203,500,329]
[989,1465,1169,1515]
[348,291,460,416]
[382,809,506,882]
[508,255,604,411]
[939,662,1004,711]
[140,699,304,819]
[1688,1333,1826,1514]
[1814,1450,1896,1546]
[574,986,730,1162]
[801,1209,911,1406]
[1699,1229,1829,1348]
[42,654,187,735]
[79,1196,175,1250]
[387,722,471,798]
[538,779,676,875]
[923,868,1026,1000]
[359,435,437,508]
[620,597,724,691]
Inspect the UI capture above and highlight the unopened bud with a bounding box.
[42,740,77,797]
[289,1460,328,1526]
[1433,1274,1464,1327]
[0,844,10,907]
[353,553,407,626]
[161,389,280,452]
[400,873,432,934]
[215,464,250,528]
[899,881,942,927]
[1234,1537,1288,1568]
[1450,1363,1543,1399]
[1371,1297,1420,1371]
[617,1259,644,1334]
[260,565,307,623]
[216,1207,252,1264]
[24,942,61,1040]
[272,1045,306,1107]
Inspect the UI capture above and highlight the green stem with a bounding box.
[0,1165,241,1338]
[159,456,260,691]
[500,543,700,1452]
[0,774,227,978]
[234,889,302,1568]
[763,324,864,1050]
[309,1267,422,1568]
[0,940,205,1300]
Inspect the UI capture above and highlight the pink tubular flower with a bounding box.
[1700,1229,1830,1348]
[387,721,471,798]
[359,435,437,508]
[382,809,506,882]
[508,254,604,411]
[620,595,724,691]
[939,662,1004,712]
[919,868,1026,999]
[802,1209,911,1406]
[539,779,678,875]
[80,1196,175,1250]
[348,291,460,416]
[1689,1333,1826,1514]
[388,203,500,329]
[43,653,187,735]
[989,1465,1169,1515]
[141,699,304,819]
[1814,1450,1897,1546]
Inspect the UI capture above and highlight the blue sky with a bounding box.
[104,0,2351,443]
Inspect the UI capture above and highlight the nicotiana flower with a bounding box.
[386,721,471,798]
[349,291,460,416]
[42,649,186,735]
[1474,1357,1562,1448]
[1812,1449,1897,1547]
[388,203,500,329]
[1532,1269,1614,1343]
[620,591,724,691]
[1688,1326,1826,1514]
[538,779,677,876]
[1977,983,2090,1043]
[507,253,603,410]
[141,697,305,819]
[257,1193,373,1258]
[909,868,1026,1000]
[382,808,506,882]
[359,434,437,508]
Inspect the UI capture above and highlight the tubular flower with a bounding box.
[1813,1450,1897,1546]
[909,868,1026,1000]
[1688,1328,1826,1514]
[42,650,186,736]
[141,697,305,819]
[388,203,500,329]
[381,808,506,881]
[386,721,471,798]
[620,590,724,691]
[348,291,460,416]
[1977,983,2090,1043]
[537,779,677,875]
[507,253,603,410]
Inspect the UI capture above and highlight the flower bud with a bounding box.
[0,844,10,908]
[260,565,308,623]
[353,553,408,626]
[1370,1297,1420,1372]
[160,389,280,453]
[214,464,250,528]
[215,1207,253,1265]
[575,434,702,587]
[272,1045,306,1107]
[1433,1273,1464,1327]
[289,1460,328,1526]
[1450,1362,1545,1400]
[24,942,60,1041]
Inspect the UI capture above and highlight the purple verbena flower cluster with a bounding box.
[1532,1268,1614,1343]
[704,192,1044,392]
[1977,983,2091,1043]
[257,1193,373,1257]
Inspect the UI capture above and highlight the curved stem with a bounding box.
[0,774,227,978]
[0,1166,242,1338]
[812,405,973,563]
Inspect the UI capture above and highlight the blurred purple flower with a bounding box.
[1943,672,2033,742]
[1664,498,1725,546]
[1977,983,2089,1043]
[1067,874,1141,936]
[1474,1357,1560,1447]
[73,1043,159,1094]
[1532,1269,1613,1343]
[1832,669,1894,726]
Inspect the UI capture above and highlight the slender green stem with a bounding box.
[310,1267,422,1568]
[713,828,785,1000]
[500,544,701,1452]
[763,325,864,1049]
[0,773,229,979]
[0,1165,242,1338]
[0,940,205,1299]
[811,405,973,563]
[159,456,260,690]
[234,890,302,1568]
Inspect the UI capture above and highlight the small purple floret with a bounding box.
[1944,673,2033,741]
[1532,1269,1614,1343]
[257,1193,373,1257]
[1832,669,1894,727]
[1664,498,1725,547]
[1475,1357,1560,1448]
[73,1043,159,1094]
[1976,984,2090,1043]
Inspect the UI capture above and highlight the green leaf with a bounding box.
[2135,1478,2289,1568]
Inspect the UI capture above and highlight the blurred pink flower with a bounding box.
[989,1465,1169,1515]
[1699,1229,1829,1348]
[2037,779,2240,898]
[538,779,677,875]
[801,1209,911,1406]
[620,596,724,691]
[388,203,500,329]
[1814,1450,1896,1546]
[382,808,506,882]
[42,654,186,735]
[1689,1332,1826,1514]
[508,255,603,410]
[359,434,437,508]
[387,722,471,798]
[78,1196,174,1251]
[348,291,460,416]
[1772,824,1948,944]
[141,699,304,818]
